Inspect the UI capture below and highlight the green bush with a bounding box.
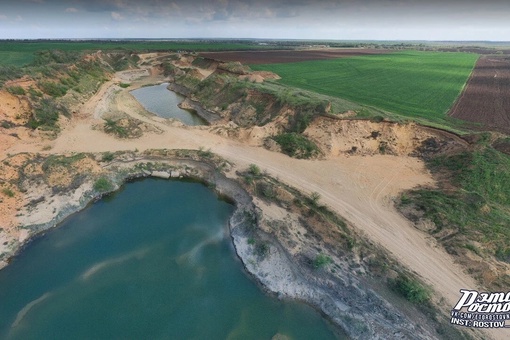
[390,274,430,304]
[248,164,261,176]
[94,177,113,193]
[6,86,25,96]
[273,133,320,159]
[102,152,115,162]
[103,119,128,138]
[197,147,213,158]
[255,242,270,257]
[38,81,68,97]
[289,110,315,133]
[2,188,15,197]
[28,98,68,130]
[313,253,332,269]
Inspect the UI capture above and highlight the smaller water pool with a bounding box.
[131,83,207,126]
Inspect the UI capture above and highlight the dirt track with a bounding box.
[5,72,504,339]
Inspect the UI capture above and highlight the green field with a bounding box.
[0,40,275,66]
[251,51,479,128]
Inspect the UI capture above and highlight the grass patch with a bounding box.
[6,86,26,96]
[38,81,68,97]
[42,154,87,172]
[28,98,68,131]
[252,51,478,128]
[103,119,128,138]
[430,148,510,205]
[400,147,510,268]
[273,133,320,159]
[2,188,15,197]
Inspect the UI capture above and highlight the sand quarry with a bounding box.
[0,60,504,339]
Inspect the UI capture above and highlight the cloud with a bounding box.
[111,11,124,21]
[0,14,8,20]
[65,8,79,13]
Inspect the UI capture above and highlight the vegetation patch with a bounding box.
[101,152,115,162]
[103,119,129,138]
[252,51,478,129]
[273,133,320,159]
[6,86,26,96]
[313,253,332,269]
[390,274,431,304]
[28,98,69,131]
[399,146,510,288]
[42,153,87,172]
[93,177,114,193]
[2,188,15,198]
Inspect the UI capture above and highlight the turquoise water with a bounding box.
[0,179,342,339]
[131,83,206,125]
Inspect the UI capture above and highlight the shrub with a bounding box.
[2,188,15,197]
[370,115,385,123]
[38,81,68,97]
[309,192,321,207]
[197,146,213,158]
[390,274,430,304]
[289,110,314,133]
[255,242,270,257]
[28,98,67,131]
[495,247,510,263]
[6,86,25,96]
[103,119,128,138]
[248,164,261,176]
[313,253,332,269]
[102,152,115,162]
[94,177,113,193]
[273,133,320,159]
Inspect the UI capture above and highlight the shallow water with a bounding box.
[0,179,343,339]
[131,83,206,125]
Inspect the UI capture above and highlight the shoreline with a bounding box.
[0,154,435,339]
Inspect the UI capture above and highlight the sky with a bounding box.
[0,0,509,41]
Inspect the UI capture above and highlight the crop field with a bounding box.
[0,40,272,66]
[449,56,510,133]
[251,51,479,128]
[200,48,391,64]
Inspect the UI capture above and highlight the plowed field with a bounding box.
[449,56,510,133]
[199,49,391,64]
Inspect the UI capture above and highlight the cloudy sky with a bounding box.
[0,0,509,41]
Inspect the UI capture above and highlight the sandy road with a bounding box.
[8,76,503,339]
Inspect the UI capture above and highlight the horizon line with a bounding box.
[1,38,510,44]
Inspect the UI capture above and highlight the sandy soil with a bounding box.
[2,72,503,339]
